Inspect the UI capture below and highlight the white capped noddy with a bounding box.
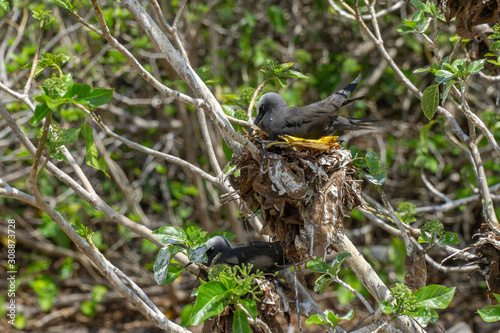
[254,74,376,140]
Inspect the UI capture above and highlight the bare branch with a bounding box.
[23,20,43,95]
[78,104,224,189]
[120,0,261,161]
[379,189,414,254]
[0,179,188,332]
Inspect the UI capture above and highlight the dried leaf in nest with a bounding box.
[468,225,500,299]
[256,277,291,333]
[267,135,340,151]
[403,248,427,292]
[231,135,366,262]
[436,0,500,39]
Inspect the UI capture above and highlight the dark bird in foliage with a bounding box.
[254,74,376,140]
[205,236,290,274]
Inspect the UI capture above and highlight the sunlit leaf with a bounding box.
[414,285,455,309]
[421,84,439,119]
[153,226,188,245]
[233,309,252,333]
[30,104,51,126]
[189,281,228,325]
[153,245,183,284]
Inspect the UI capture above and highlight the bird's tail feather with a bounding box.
[324,74,362,107]
[333,116,379,131]
[341,95,366,107]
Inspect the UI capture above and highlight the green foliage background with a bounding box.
[0,0,499,331]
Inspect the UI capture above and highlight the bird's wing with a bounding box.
[280,106,334,139]
[279,75,363,138]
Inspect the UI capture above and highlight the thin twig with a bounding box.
[247,80,267,122]
[23,16,43,95]
[379,189,413,254]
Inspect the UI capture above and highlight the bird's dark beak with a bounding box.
[254,112,263,126]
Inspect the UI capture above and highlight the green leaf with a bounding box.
[69,83,92,98]
[0,0,10,11]
[59,257,73,279]
[340,309,354,321]
[278,70,308,79]
[32,9,55,28]
[365,172,387,185]
[418,232,432,244]
[328,253,352,277]
[276,77,287,87]
[396,25,417,34]
[188,245,208,264]
[305,314,329,325]
[416,17,431,33]
[451,58,467,72]
[153,226,188,245]
[325,309,342,326]
[189,281,228,325]
[79,88,114,107]
[163,265,183,284]
[435,70,456,83]
[379,300,396,314]
[91,285,108,302]
[30,104,51,126]
[411,0,429,12]
[364,151,387,185]
[487,58,500,67]
[46,97,67,112]
[153,245,184,284]
[421,84,439,119]
[438,231,460,246]
[180,304,194,327]
[313,274,334,294]
[408,307,439,326]
[29,274,59,312]
[239,299,258,320]
[467,59,486,74]
[414,285,455,309]
[80,122,94,144]
[267,6,286,33]
[478,304,500,322]
[222,105,235,117]
[365,151,382,174]
[411,10,424,22]
[233,309,252,333]
[278,62,294,71]
[490,41,500,52]
[413,67,433,74]
[441,80,454,104]
[397,202,417,223]
[60,128,80,145]
[81,123,108,176]
[80,300,97,317]
[306,257,330,273]
[349,146,363,168]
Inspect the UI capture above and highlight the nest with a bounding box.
[437,0,500,39]
[231,134,366,262]
[468,224,500,299]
